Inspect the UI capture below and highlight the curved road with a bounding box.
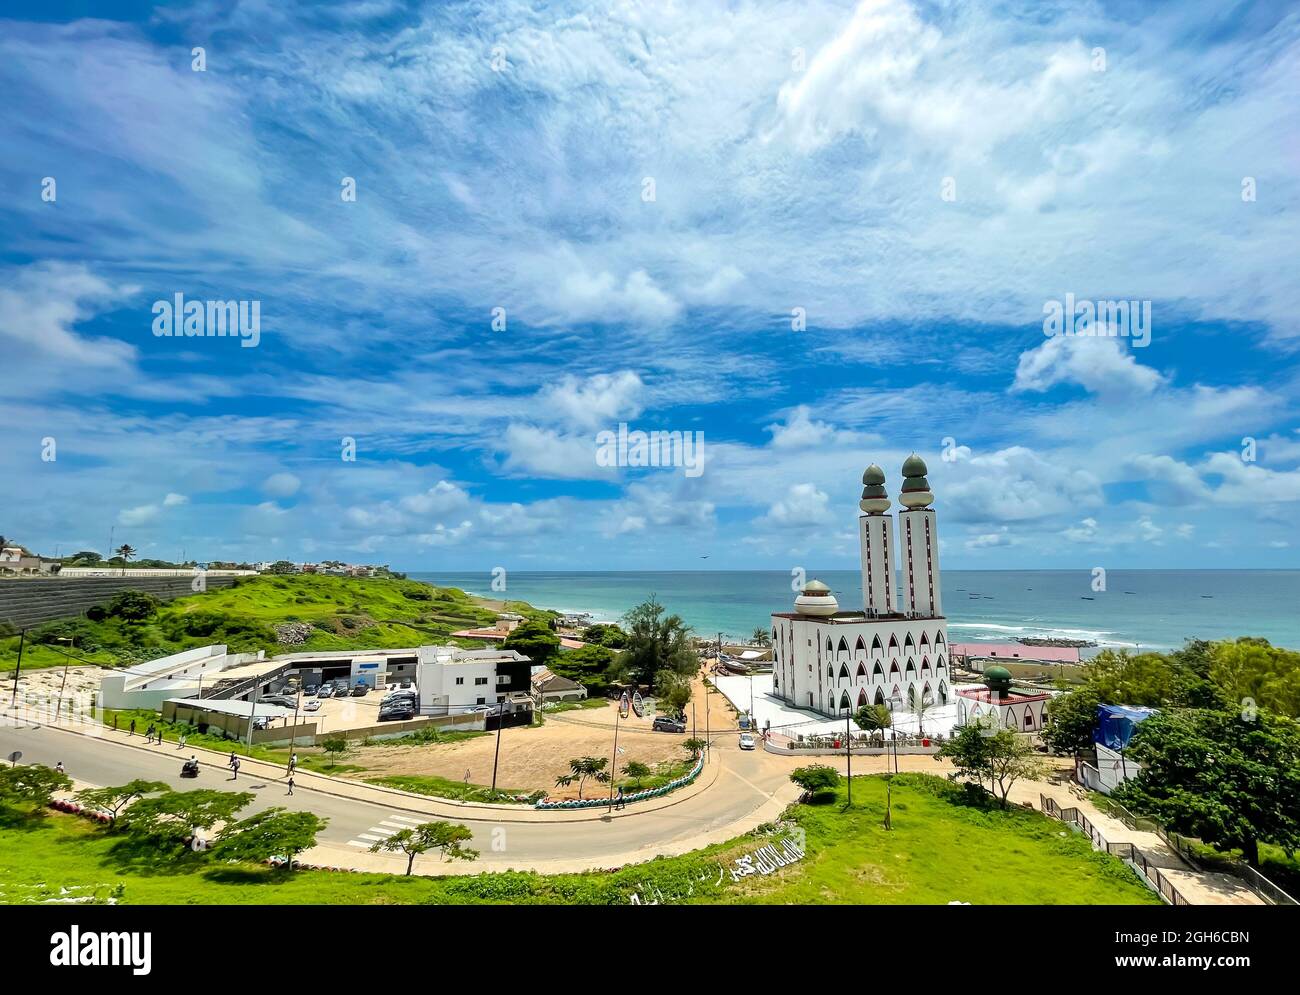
[0,717,797,869]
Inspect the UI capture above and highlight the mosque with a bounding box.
[770,454,949,718]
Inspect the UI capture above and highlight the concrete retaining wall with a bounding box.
[0,575,241,629]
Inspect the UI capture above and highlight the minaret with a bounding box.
[858,464,896,617]
[897,453,942,618]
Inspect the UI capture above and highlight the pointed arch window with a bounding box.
[855,663,867,679]
[872,662,884,679]
[839,691,851,712]
[874,688,886,706]
[838,663,850,681]
[871,635,884,655]
[888,634,899,652]
[889,661,900,678]
[855,636,866,655]
[935,631,945,646]
[857,689,868,708]
[827,664,834,678]
[920,631,930,647]
[837,636,850,655]
[905,658,916,677]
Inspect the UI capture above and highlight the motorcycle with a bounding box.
[180,760,200,778]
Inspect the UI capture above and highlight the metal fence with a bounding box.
[1091,795,1298,907]
[1040,793,1191,905]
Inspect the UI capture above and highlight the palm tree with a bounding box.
[554,756,610,799]
[908,685,934,738]
[115,544,135,575]
[750,627,771,646]
[853,703,892,744]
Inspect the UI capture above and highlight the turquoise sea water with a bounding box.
[410,570,1300,651]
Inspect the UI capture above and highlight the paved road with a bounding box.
[0,720,791,865]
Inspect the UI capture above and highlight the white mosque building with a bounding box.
[771,455,949,718]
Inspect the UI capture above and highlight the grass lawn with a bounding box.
[0,774,1160,905]
[365,774,542,805]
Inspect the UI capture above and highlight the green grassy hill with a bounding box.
[1,575,549,674]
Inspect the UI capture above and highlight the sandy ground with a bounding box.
[350,669,742,799]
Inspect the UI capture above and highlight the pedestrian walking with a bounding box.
[286,776,294,796]
[178,733,187,750]
[55,761,65,774]
[289,752,298,773]
[463,768,471,785]
[615,786,625,810]
[128,718,136,736]
[228,750,237,769]
[230,757,240,781]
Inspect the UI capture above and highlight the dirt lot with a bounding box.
[346,672,744,799]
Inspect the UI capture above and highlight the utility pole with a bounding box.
[491,704,504,791]
[845,710,852,806]
[9,629,24,707]
[704,681,710,760]
[246,684,259,749]
[288,688,301,756]
[606,705,622,813]
[54,637,74,723]
[691,700,697,742]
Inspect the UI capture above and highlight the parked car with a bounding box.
[303,685,319,696]
[350,684,369,696]
[739,733,756,750]
[652,715,687,733]
[303,700,321,712]
[379,706,415,721]
[315,686,333,698]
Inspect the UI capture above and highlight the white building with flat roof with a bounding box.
[98,644,270,711]
[416,645,533,716]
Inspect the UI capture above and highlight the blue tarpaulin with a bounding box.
[1095,704,1157,750]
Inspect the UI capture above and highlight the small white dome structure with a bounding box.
[794,579,839,616]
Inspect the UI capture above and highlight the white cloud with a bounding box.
[163,492,188,507]
[757,482,834,530]
[263,473,301,498]
[537,371,645,430]
[117,503,159,526]
[1013,336,1164,396]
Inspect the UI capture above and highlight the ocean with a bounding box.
[409,570,1300,651]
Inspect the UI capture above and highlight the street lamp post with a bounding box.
[55,637,74,723]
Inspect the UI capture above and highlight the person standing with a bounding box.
[128,718,136,737]
[615,786,625,810]
[178,733,187,750]
[285,775,294,796]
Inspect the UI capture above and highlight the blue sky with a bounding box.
[1,0,1298,572]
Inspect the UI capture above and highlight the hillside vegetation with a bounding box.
[0,575,549,673]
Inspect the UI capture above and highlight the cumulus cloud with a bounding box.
[1013,336,1164,396]
[263,473,301,498]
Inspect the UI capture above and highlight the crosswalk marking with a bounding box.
[345,811,428,850]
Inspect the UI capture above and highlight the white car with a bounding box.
[303,700,321,712]
[738,733,756,750]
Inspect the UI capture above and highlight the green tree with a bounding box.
[269,560,297,574]
[370,820,478,874]
[104,589,160,622]
[939,725,1045,807]
[751,627,771,646]
[68,550,103,565]
[0,764,72,806]
[117,789,253,849]
[211,808,327,868]
[76,779,168,822]
[908,684,934,737]
[554,756,610,799]
[619,595,697,689]
[1115,706,1300,866]
[581,623,627,649]
[655,670,693,716]
[789,764,840,799]
[682,738,707,757]
[853,703,892,742]
[621,760,652,786]
[550,643,615,693]
[502,619,561,666]
[1041,685,1103,757]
